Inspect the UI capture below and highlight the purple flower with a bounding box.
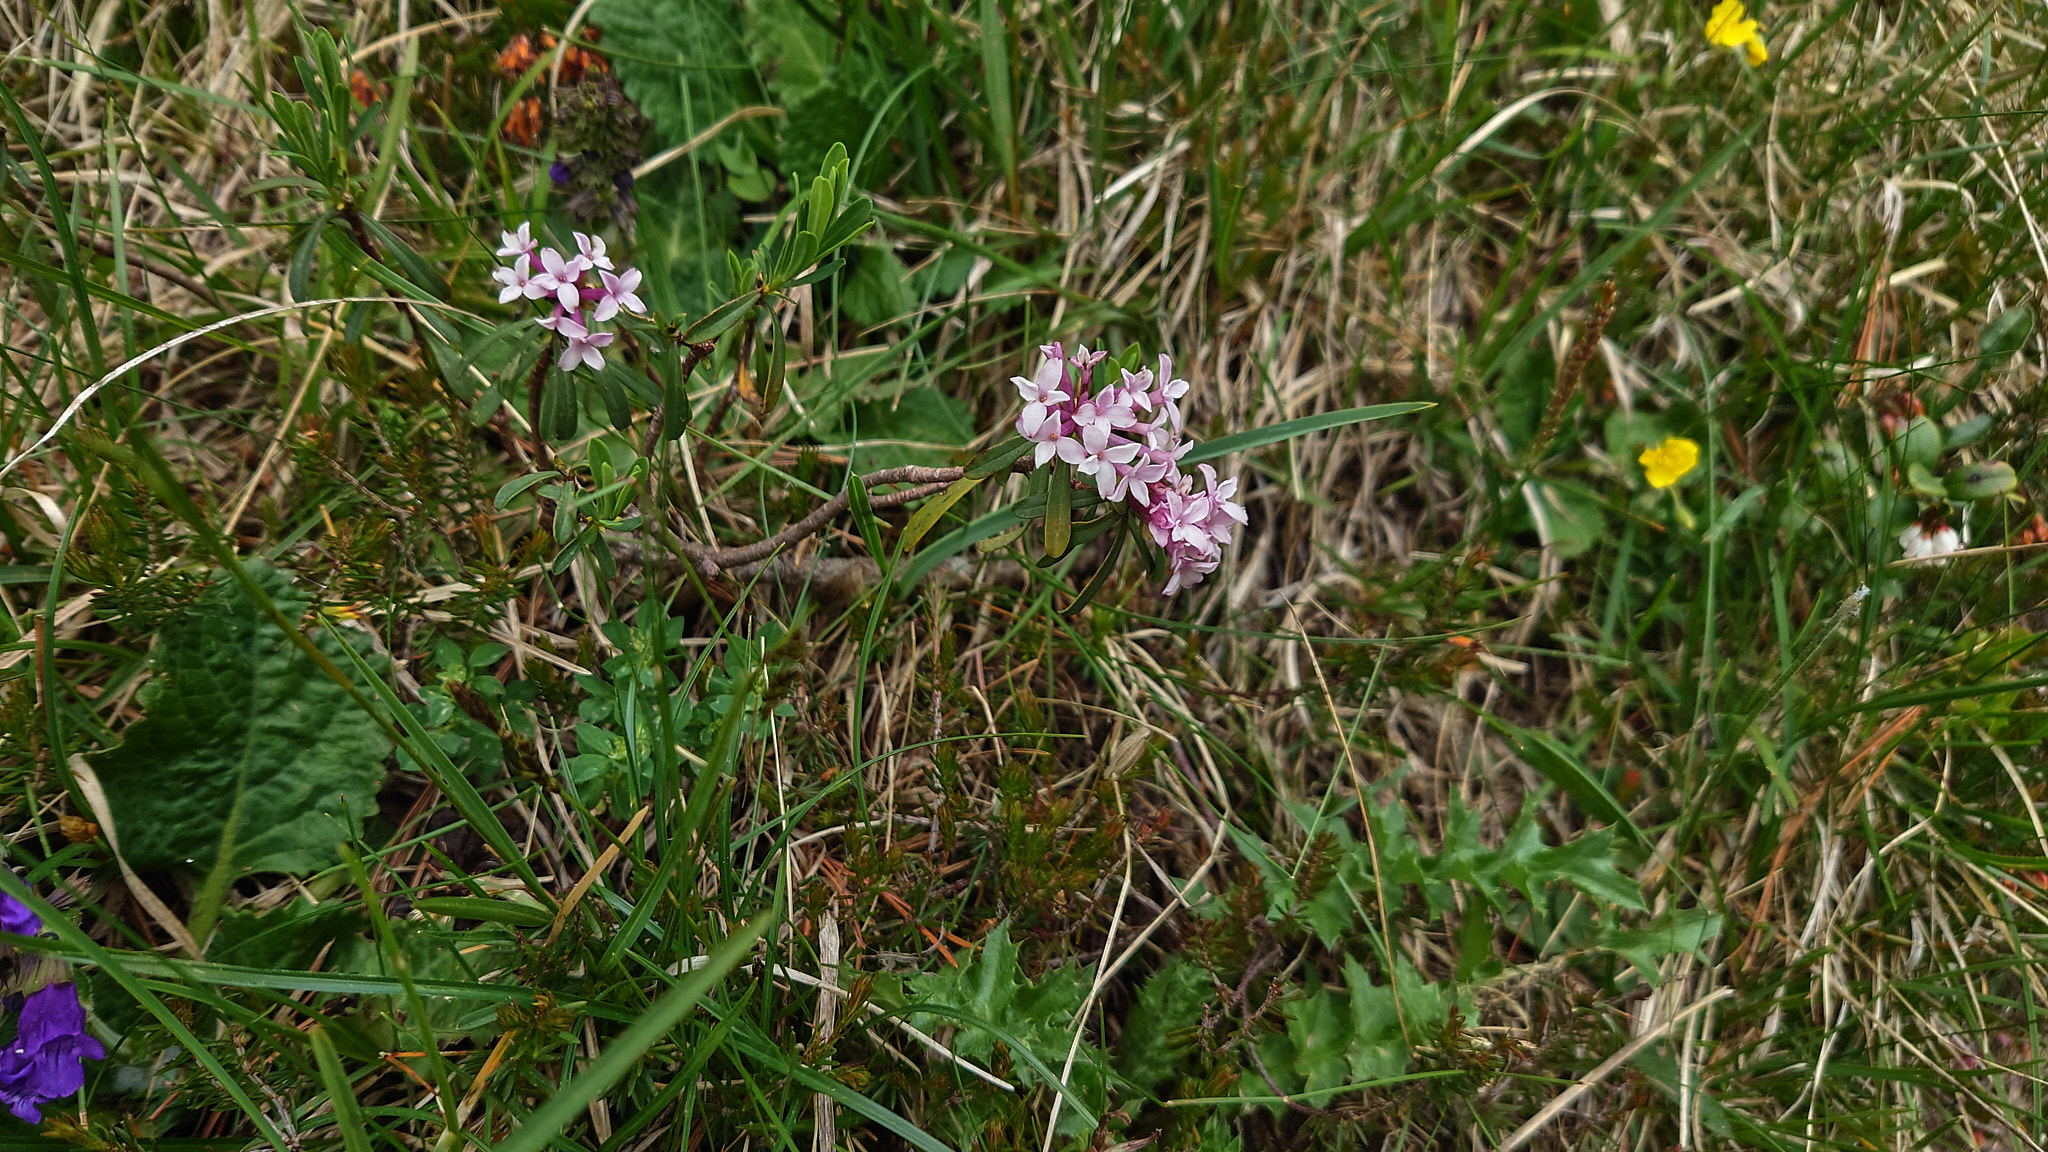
[1108,446,1174,508]
[1154,354,1190,432]
[1194,464,1248,546]
[590,268,644,323]
[0,891,37,938]
[549,161,571,186]
[553,315,613,372]
[0,983,103,1124]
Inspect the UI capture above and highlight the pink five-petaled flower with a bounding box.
[535,247,586,312]
[591,268,645,323]
[492,254,549,304]
[552,314,613,372]
[496,222,537,260]
[575,232,614,272]
[1058,425,1141,499]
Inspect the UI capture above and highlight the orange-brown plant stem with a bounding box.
[1526,280,1617,467]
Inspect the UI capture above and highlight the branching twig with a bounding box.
[78,233,223,305]
[678,466,964,575]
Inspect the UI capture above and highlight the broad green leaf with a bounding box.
[1118,957,1210,1090]
[832,386,975,472]
[1523,827,1645,911]
[1183,402,1433,464]
[92,563,389,875]
[1946,460,2017,500]
[1597,908,1723,983]
[1978,305,2034,365]
[1285,989,1355,1095]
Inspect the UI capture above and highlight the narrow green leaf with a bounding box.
[977,0,1016,185]
[322,621,554,903]
[1184,403,1434,464]
[900,477,983,557]
[847,472,887,562]
[356,213,445,300]
[290,215,329,304]
[1062,517,1127,619]
[494,470,560,509]
[309,1025,375,1152]
[965,435,1031,479]
[0,871,290,1149]
[410,896,555,928]
[1043,462,1072,559]
[1485,716,1646,846]
[685,294,757,342]
[493,912,775,1152]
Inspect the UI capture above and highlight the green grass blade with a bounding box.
[493,910,775,1152]
[1184,402,1435,464]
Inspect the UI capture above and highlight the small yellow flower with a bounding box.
[1639,437,1701,489]
[1705,0,1769,65]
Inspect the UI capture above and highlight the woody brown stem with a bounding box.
[677,466,965,576]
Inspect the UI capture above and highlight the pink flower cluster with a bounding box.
[492,222,645,372]
[1013,343,1247,594]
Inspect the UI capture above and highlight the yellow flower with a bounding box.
[1639,437,1700,489]
[1705,0,1769,65]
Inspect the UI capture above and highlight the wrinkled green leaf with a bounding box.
[92,563,390,875]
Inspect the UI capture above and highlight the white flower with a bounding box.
[491,254,546,304]
[496,222,537,259]
[1900,521,1964,562]
[575,232,614,271]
